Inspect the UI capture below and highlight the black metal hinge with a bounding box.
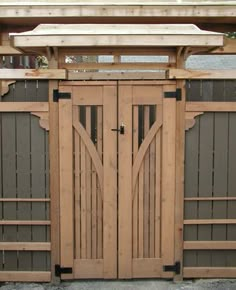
[53,89,71,102]
[55,264,73,277]
[163,261,181,275]
[164,88,182,101]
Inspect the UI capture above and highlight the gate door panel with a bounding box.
[59,81,177,279]
[59,82,118,279]
[118,81,177,279]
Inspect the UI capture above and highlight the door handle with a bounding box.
[111,123,125,135]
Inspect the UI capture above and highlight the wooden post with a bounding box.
[48,57,60,283]
[58,92,73,279]
[162,89,176,267]
[174,50,186,281]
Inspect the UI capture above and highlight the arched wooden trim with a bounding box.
[0,80,16,96]
[73,116,103,194]
[31,112,49,131]
[185,112,203,131]
[132,115,162,194]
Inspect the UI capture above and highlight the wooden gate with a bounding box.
[58,80,177,279]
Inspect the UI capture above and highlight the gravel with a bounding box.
[1,279,236,290]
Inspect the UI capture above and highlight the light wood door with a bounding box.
[58,80,177,280]
[118,81,177,279]
[59,82,117,279]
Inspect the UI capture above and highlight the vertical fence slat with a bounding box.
[198,113,214,267]
[74,106,81,260]
[17,113,31,271]
[143,106,150,258]
[97,106,103,259]
[80,137,87,259]
[31,115,47,271]
[91,107,97,260]
[212,113,228,266]
[132,106,139,259]
[2,113,17,270]
[155,106,162,259]
[227,113,236,266]
[85,107,92,259]
[149,109,155,259]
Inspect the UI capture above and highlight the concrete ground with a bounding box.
[1,280,236,290]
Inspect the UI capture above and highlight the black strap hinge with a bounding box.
[164,88,182,101]
[55,264,73,277]
[53,89,71,102]
[163,261,181,275]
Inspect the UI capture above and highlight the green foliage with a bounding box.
[226,32,236,39]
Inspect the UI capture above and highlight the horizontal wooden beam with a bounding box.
[0,242,51,251]
[184,241,236,250]
[168,69,236,79]
[0,198,50,202]
[0,271,51,282]
[183,267,236,278]
[68,71,166,80]
[12,35,223,48]
[184,219,236,225]
[0,4,235,19]
[0,69,66,80]
[185,197,236,201]
[61,62,174,70]
[0,102,48,112]
[186,102,236,112]
[0,45,22,55]
[0,220,51,225]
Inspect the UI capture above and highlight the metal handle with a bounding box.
[111,123,125,135]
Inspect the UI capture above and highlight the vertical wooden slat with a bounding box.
[212,113,228,266]
[73,106,81,259]
[17,113,31,271]
[59,96,73,277]
[2,113,17,271]
[80,136,87,259]
[91,107,97,260]
[96,106,103,259]
[85,106,92,259]
[103,85,117,278]
[162,90,176,266]
[132,106,139,259]
[198,113,214,267]
[118,84,132,278]
[149,107,156,259]
[31,115,47,271]
[143,106,150,258]
[155,105,162,259]
[138,106,144,259]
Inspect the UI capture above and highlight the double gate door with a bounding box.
[58,81,177,279]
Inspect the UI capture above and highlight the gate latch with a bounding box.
[163,261,181,275]
[111,123,125,135]
[55,264,73,277]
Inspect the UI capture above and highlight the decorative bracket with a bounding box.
[31,112,49,131]
[185,112,203,131]
[0,80,16,97]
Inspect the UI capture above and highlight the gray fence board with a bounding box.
[31,116,48,271]
[2,113,17,270]
[16,113,32,271]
